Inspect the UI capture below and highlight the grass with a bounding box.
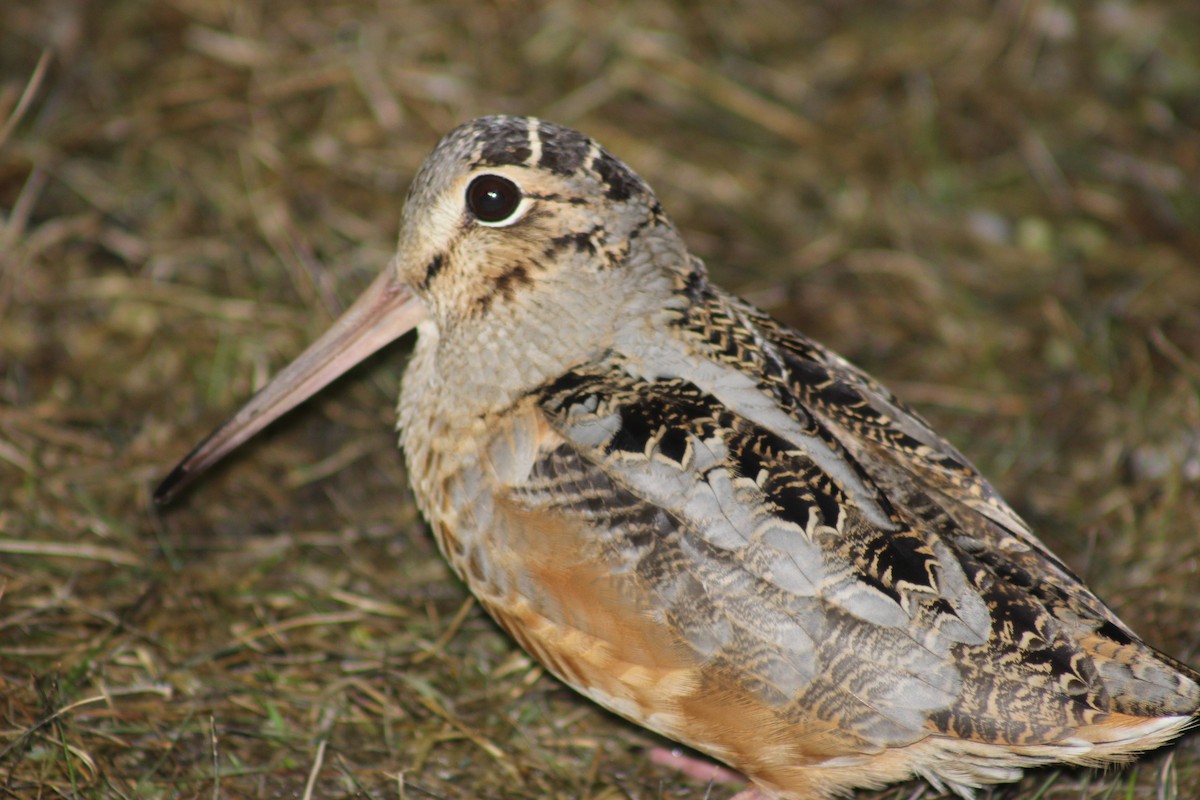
[2,1,1199,798]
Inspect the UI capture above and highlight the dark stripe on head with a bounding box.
[548,230,598,257]
[420,253,446,288]
[592,151,638,201]
[536,120,591,176]
[494,260,534,300]
[476,117,533,167]
[472,259,538,317]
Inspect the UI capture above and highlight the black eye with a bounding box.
[466,175,522,224]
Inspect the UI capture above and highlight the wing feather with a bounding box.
[492,272,1199,756]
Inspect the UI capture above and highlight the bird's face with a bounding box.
[391,116,676,338]
[154,116,685,502]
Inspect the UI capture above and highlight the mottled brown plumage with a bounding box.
[157,116,1199,799]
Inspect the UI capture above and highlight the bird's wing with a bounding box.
[681,282,1197,717]
[529,354,1102,751]
[486,274,1197,765]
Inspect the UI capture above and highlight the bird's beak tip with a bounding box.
[155,269,425,500]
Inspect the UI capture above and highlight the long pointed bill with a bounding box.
[154,268,425,504]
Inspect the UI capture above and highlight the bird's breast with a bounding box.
[400,393,716,739]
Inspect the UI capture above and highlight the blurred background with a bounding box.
[2,1,1198,797]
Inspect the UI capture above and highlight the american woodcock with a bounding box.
[156,116,1200,799]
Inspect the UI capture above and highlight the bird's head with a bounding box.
[154,116,689,501]
[394,116,682,338]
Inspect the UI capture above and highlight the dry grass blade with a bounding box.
[301,738,328,800]
[411,691,524,785]
[624,33,817,147]
[0,48,49,149]
[231,611,367,650]
[0,684,174,761]
[0,538,143,567]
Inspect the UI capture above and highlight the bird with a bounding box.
[155,116,1200,799]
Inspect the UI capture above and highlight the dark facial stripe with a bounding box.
[420,253,446,288]
[471,259,539,317]
[493,260,534,300]
[549,231,596,256]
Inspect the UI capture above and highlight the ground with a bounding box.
[2,2,1199,798]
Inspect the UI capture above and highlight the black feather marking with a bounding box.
[493,261,531,300]
[547,230,598,257]
[477,117,533,167]
[607,406,654,456]
[592,150,637,201]
[1095,619,1136,647]
[421,253,445,288]
[657,426,689,464]
[537,120,591,176]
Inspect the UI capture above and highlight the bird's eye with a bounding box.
[466,175,523,225]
